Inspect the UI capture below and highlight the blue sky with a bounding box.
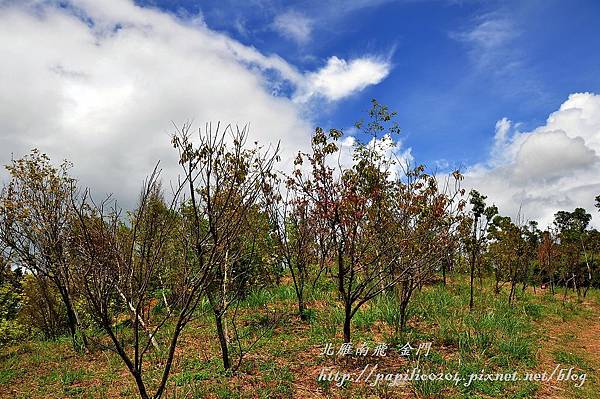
[139,0,600,167]
[2,0,600,226]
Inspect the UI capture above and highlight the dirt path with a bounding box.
[535,300,600,399]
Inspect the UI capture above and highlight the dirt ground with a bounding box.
[535,299,600,399]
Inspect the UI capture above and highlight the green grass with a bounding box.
[553,350,589,369]
[1,274,599,399]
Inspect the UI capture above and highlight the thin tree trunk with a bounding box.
[583,255,592,298]
[56,282,87,351]
[495,275,500,295]
[478,256,483,289]
[442,259,446,286]
[509,282,516,304]
[343,302,352,343]
[399,307,406,333]
[581,236,592,299]
[547,254,555,295]
[469,251,476,310]
[298,297,307,321]
[215,251,231,370]
[399,294,410,333]
[132,371,151,399]
[214,311,231,370]
[469,218,478,311]
[290,259,307,321]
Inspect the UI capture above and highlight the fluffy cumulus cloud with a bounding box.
[466,92,600,228]
[0,0,391,207]
[272,11,313,45]
[295,56,391,103]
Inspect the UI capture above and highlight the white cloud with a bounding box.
[494,117,511,147]
[451,14,521,72]
[0,0,391,207]
[513,130,596,182]
[295,56,391,103]
[272,11,313,45]
[457,17,516,49]
[466,92,600,228]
